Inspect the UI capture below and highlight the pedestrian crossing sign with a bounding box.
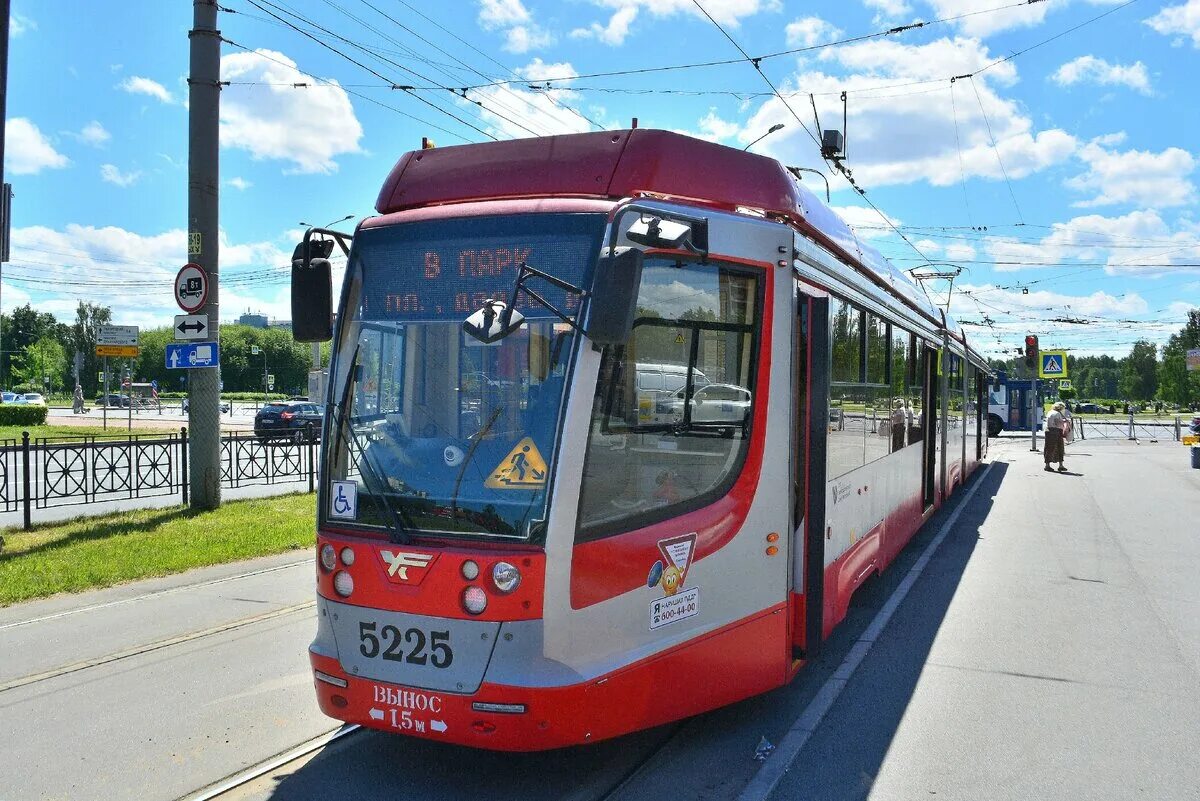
[1039,350,1068,378]
[486,437,548,489]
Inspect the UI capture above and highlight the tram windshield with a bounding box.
[324,213,606,540]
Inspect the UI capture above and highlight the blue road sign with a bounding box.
[166,341,220,370]
[150,379,158,390]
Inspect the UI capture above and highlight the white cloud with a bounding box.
[785,16,843,47]
[925,0,1064,38]
[75,121,111,147]
[4,118,69,175]
[695,109,741,142]
[478,0,553,53]
[219,49,364,174]
[833,205,901,237]
[1066,141,1195,208]
[955,283,1149,317]
[569,0,780,46]
[1145,0,1200,47]
[470,59,596,138]
[1051,55,1152,94]
[118,76,174,104]
[6,224,299,328]
[100,164,141,187]
[863,0,911,19]
[736,37,1075,189]
[227,177,253,191]
[11,14,36,36]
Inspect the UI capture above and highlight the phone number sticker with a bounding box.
[649,586,699,630]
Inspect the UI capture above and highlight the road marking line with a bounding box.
[0,600,315,693]
[0,558,311,631]
[736,461,995,801]
[178,724,361,801]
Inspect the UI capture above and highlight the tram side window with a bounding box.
[576,259,759,541]
[828,299,897,478]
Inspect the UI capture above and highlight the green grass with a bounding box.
[0,424,182,441]
[0,493,317,606]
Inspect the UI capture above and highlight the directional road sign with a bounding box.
[97,325,138,346]
[174,263,208,313]
[96,345,139,357]
[174,314,209,340]
[165,341,220,370]
[1038,350,1068,379]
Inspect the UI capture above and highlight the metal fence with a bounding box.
[1073,416,1187,442]
[2,429,318,529]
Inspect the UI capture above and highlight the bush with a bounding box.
[0,404,48,426]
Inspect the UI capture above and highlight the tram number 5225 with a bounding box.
[358,621,454,668]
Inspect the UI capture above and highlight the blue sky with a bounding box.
[3,0,1199,357]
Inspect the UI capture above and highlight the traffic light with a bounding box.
[1024,335,1039,370]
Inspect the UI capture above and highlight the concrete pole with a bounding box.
[187,0,222,508]
[0,0,10,380]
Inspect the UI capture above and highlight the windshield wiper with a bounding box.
[449,406,503,522]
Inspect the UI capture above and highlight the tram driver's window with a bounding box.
[575,259,759,541]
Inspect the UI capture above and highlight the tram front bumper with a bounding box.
[310,651,587,751]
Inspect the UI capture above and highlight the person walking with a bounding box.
[1044,401,1068,473]
[72,384,84,414]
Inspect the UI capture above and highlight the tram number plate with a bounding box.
[357,621,454,669]
[649,586,699,630]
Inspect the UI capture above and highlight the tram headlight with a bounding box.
[461,560,480,580]
[462,585,488,615]
[491,562,521,594]
[320,544,337,572]
[333,570,354,598]
[340,547,355,566]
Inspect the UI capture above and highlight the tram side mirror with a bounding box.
[992,375,1001,392]
[585,247,644,346]
[291,238,336,342]
[626,215,708,256]
[463,300,527,344]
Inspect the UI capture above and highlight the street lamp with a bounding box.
[743,123,784,151]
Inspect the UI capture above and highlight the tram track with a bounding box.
[0,600,315,693]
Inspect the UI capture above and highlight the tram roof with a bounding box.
[376,128,967,348]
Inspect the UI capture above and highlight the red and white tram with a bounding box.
[292,129,990,751]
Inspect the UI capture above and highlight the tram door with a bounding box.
[921,347,938,509]
[793,293,827,659]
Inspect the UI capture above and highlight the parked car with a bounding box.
[181,398,232,413]
[1073,402,1111,414]
[1,391,16,403]
[655,382,751,434]
[255,401,324,442]
[97,393,131,408]
[15,393,47,407]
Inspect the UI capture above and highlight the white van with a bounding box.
[635,363,708,422]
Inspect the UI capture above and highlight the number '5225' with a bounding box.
[358,621,453,668]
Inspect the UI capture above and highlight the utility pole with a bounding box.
[187,0,221,508]
[0,0,11,382]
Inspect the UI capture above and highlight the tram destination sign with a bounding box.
[358,214,602,322]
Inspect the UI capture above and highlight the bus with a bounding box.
[986,370,1043,437]
[291,129,990,751]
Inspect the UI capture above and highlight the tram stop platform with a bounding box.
[1,436,1197,801]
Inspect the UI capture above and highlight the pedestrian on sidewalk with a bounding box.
[72,384,84,414]
[1044,401,1068,473]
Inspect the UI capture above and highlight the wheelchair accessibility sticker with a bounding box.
[330,480,358,519]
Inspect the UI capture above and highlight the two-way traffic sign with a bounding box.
[166,341,220,369]
[174,314,209,340]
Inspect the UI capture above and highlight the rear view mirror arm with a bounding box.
[300,226,354,264]
[503,261,587,333]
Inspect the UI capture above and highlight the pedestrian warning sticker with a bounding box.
[1039,350,1068,378]
[674,332,685,345]
[485,437,548,489]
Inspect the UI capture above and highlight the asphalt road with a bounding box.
[1,437,1196,801]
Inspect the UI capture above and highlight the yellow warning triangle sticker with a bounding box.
[485,437,548,489]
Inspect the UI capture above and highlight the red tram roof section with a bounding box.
[374,129,966,346]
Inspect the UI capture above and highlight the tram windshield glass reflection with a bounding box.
[323,213,606,540]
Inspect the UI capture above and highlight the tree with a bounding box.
[15,336,67,393]
[1118,340,1158,401]
[71,302,113,395]
[1157,308,1200,407]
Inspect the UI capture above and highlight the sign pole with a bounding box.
[102,357,108,431]
[1030,377,1038,452]
[187,0,222,509]
[127,362,132,433]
